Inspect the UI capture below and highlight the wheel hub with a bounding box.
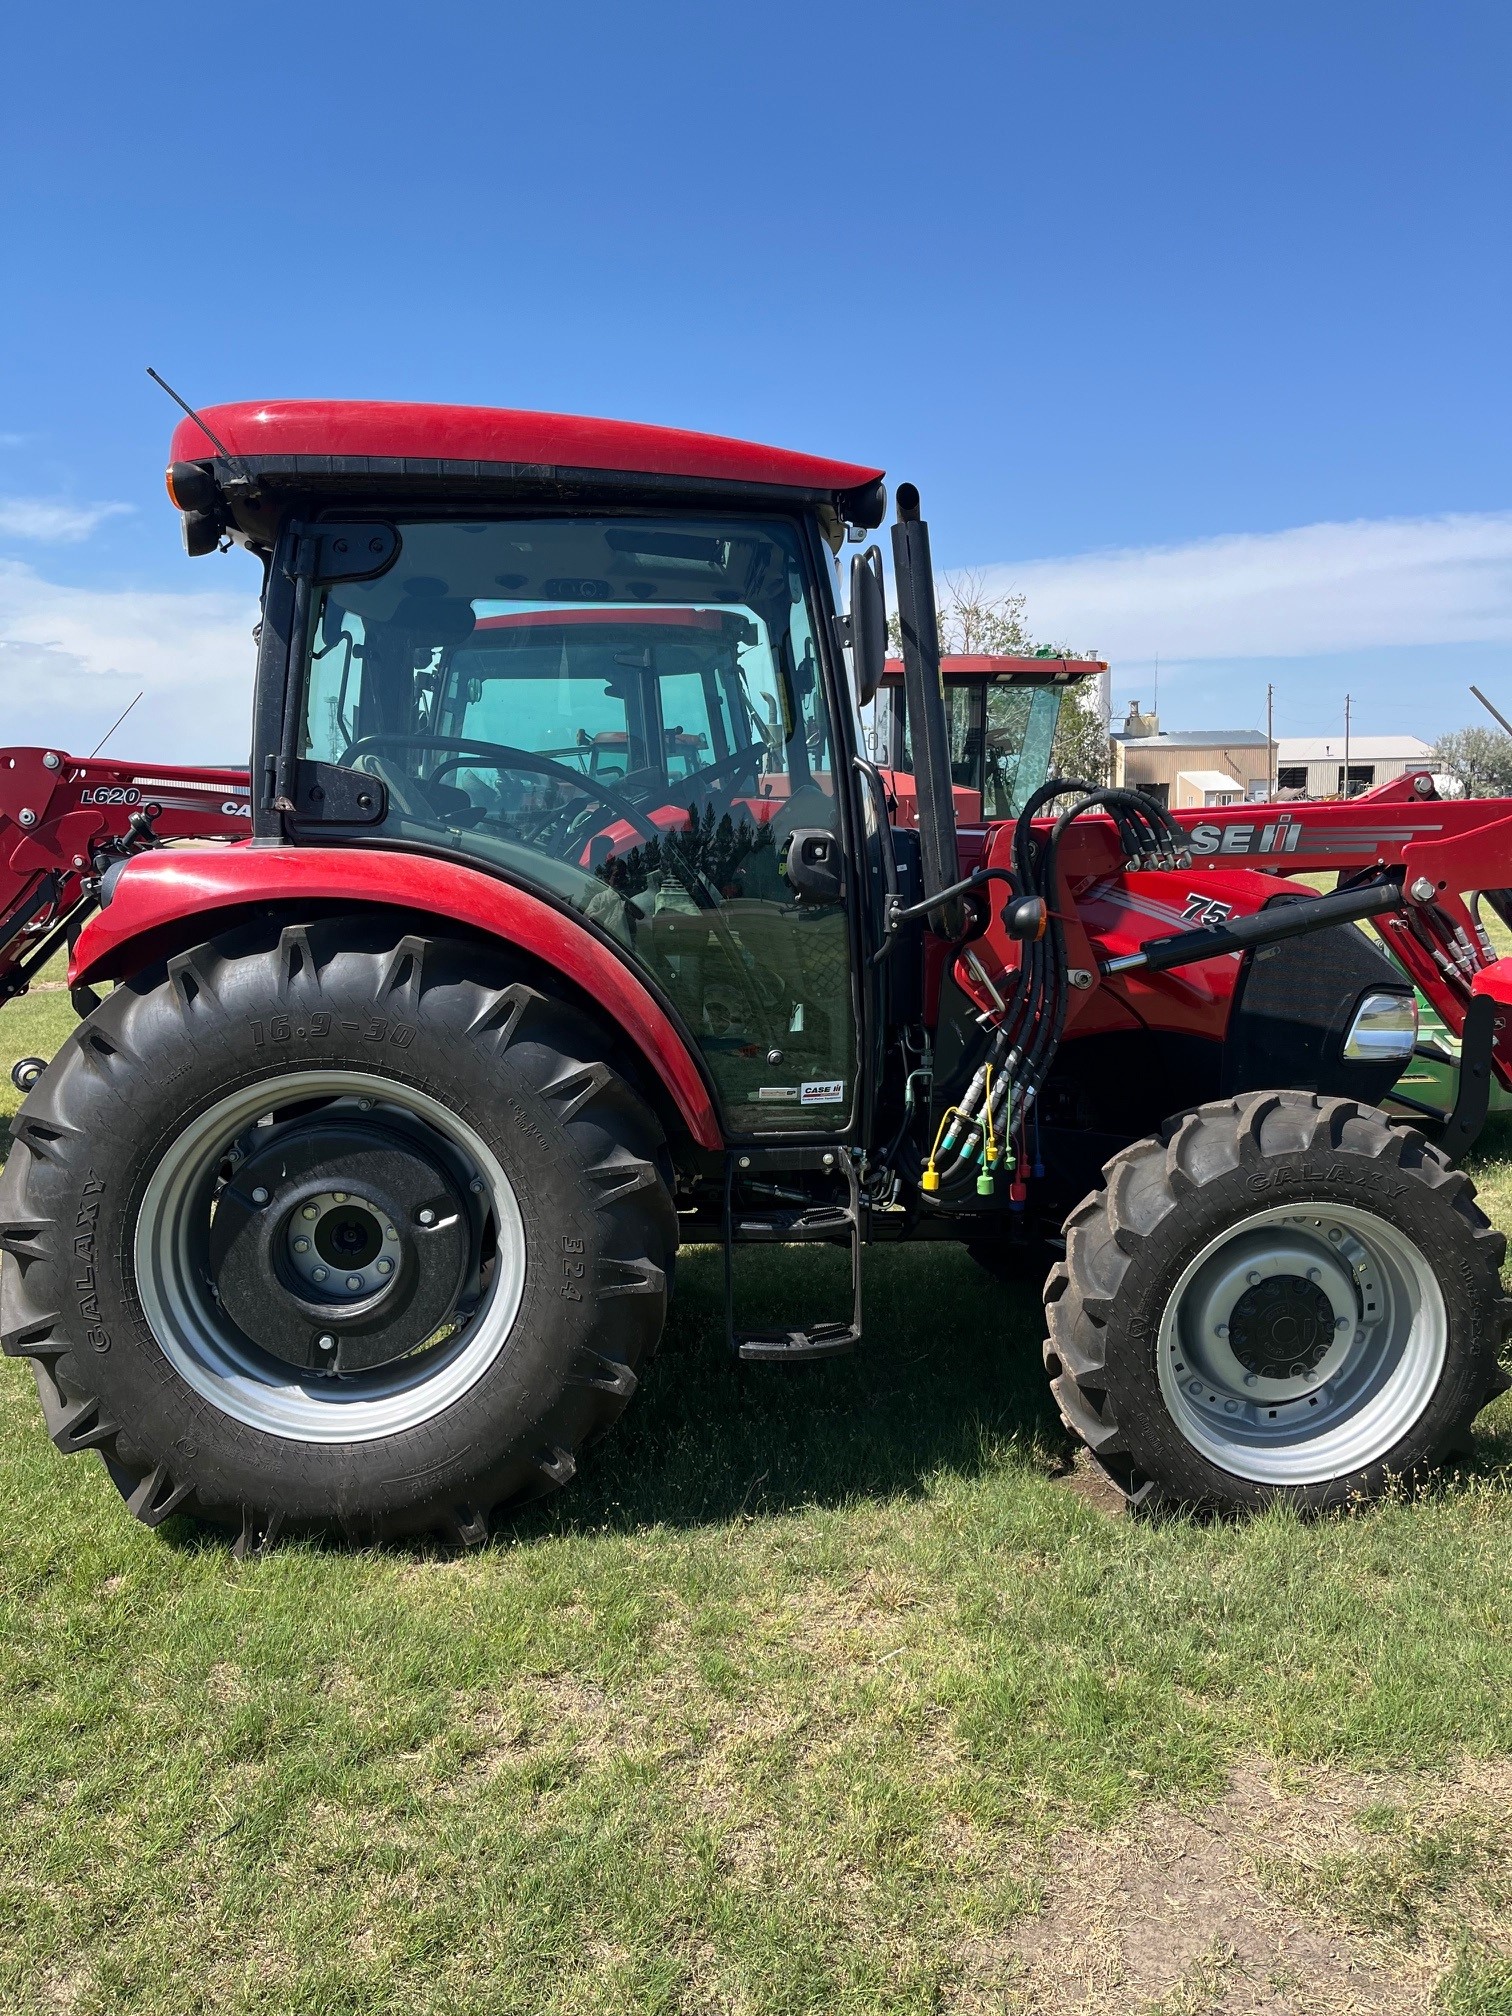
[1156,1204,1448,1485]
[286,1192,400,1299]
[208,1119,470,1375]
[1228,1273,1337,1380]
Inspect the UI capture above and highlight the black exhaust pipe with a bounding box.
[890,484,962,932]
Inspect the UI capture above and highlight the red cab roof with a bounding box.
[170,400,885,515]
[882,653,1107,682]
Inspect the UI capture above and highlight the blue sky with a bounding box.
[2,2,1508,761]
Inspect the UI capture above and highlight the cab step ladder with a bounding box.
[722,1149,862,1362]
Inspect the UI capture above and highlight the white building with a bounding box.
[1274,734,1433,799]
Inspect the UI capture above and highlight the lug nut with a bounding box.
[1307,1267,1321,1281]
[1335,1315,1350,1330]
[1247,1270,1261,1285]
[294,1238,309,1253]
[377,1258,393,1276]
[333,1192,347,1204]
[1215,1323,1229,1337]
[346,1275,362,1291]
[301,1204,319,1221]
[314,1267,328,1282]
[385,1225,398,1240]
[251,1186,270,1206]
[358,1099,373,1111]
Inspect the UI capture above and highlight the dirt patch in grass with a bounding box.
[956,1758,1512,2014]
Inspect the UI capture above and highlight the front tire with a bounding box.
[0,916,677,1545]
[1044,1092,1511,1511]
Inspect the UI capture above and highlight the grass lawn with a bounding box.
[4,987,1512,2013]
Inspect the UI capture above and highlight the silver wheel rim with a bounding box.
[1156,1202,1446,1484]
[134,1070,527,1444]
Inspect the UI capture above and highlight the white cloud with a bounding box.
[0,496,134,542]
[966,511,1512,667]
[0,558,257,764]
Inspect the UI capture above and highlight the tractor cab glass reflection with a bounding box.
[301,516,856,1134]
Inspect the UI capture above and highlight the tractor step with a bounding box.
[730,1204,854,1243]
[723,1153,862,1363]
[734,1322,859,1363]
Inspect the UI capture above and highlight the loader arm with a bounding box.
[1015,776,1512,1086]
[0,746,250,1004]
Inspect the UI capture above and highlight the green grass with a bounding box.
[4,993,1512,2010]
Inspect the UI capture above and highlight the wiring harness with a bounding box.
[922,780,1190,1204]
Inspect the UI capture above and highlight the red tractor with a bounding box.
[2,396,1510,1546]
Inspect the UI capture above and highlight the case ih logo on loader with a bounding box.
[1,393,1509,1553]
[1186,812,1447,857]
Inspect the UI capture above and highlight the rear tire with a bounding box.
[0,915,677,1545]
[1044,1092,1511,1511]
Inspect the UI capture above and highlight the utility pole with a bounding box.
[1266,682,1275,798]
[1343,693,1351,798]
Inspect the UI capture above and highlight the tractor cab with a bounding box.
[867,652,1107,826]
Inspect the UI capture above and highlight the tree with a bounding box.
[1050,678,1111,785]
[1429,727,1512,798]
[887,570,1032,658]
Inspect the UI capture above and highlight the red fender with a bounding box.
[71,844,723,1149]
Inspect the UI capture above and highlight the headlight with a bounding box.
[1342,990,1418,1063]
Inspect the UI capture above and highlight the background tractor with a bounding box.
[2,395,1510,1545]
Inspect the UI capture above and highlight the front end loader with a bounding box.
[1,396,1509,1544]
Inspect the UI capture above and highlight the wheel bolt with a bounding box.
[1335,1315,1350,1330]
[317,1333,336,1352]
[294,1238,309,1253]
[385,1225,397,1240]
[251,1186,270,1205]
[301,1204,319,1221]
[417,1207,436,1226]
[346,1275,362,1291]
[333,1192,347,1204]
[1307,1267,1321,1281]
[377,1258,393,1276]
[1215,1323,1229,1337]
[314,1267,327,1282]
[1243,1374,1258,1388]
[1328,1228,1343,1242]
[1247,1270,1261,1285]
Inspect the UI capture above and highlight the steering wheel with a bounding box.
[337,734,665,851]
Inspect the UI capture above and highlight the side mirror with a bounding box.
[783,827,845,905]
[849,545,887,708]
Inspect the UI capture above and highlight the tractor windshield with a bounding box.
[299,513,855,1131]
[891,680,1066,821]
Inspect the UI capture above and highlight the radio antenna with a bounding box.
[1471,684,1512,740]
[90,691,143,759]
[146,368,257,490]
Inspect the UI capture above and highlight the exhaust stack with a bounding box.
[889,485,961,927]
